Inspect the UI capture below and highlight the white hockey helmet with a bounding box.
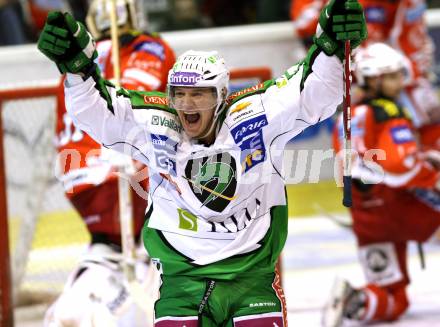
[168,50,230,119]
[354,43,413,87]
[86,0,144,39]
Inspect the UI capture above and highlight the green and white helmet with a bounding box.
[168,50,230,120]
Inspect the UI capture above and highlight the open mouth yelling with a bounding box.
[183,112,201,124]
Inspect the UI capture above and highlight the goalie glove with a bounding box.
[314,0,367,61]
[38,11,97,75]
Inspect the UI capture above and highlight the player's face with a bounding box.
[172,87,217,139]
[381,70,405,98]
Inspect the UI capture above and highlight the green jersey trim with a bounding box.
[142,200,288,280]
[299,44,322,92]
[225,80,275,108]
[128,90,178,115]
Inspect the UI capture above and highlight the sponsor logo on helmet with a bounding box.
[169,72,202,86]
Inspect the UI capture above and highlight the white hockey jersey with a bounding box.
[64,50,343,273]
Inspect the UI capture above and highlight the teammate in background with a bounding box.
[45,0,175,325]
[325,43,440,326]
[37,1,367,325]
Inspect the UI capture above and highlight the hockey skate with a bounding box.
[322,278,366,327]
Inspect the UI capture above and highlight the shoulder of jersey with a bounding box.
[119,89,177,115]
[223,89,272,132]
[225,80,274,109]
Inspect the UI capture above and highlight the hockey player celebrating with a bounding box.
[46,1,175,326]
[37,0,367,325]
[326,43,440,326]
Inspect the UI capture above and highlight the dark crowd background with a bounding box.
[2,0,440,46]
[0,0,292,46]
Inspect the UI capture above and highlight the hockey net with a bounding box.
[0,67,273,324]
[0,83,90,320]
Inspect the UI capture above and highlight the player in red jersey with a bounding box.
[45,1,175,326]
[324,42,440,326]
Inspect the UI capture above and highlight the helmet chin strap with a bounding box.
[194,89,227,142]
[194,102,226,141]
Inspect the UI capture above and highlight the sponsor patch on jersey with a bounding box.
[135,41,165,60]
[229,102,265,127]
[364,6,386,23]
[275,75,288,88]
[151,114,182,133]
[359,243,403,286]
[230,115,268,172]
[406,2,426,22]
[226,83,265,106]
[151,134,177,175]
[143,95,168,106]
[390,126,414,144]
[177,208,198,231]
[230,101,252,114]
[206,197,261,233]
[240,132,266,173]
[230,114,268,143]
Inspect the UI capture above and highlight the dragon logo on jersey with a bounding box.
[184,153,237,212]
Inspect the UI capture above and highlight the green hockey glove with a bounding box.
[38,11,97,74]
[314,0,367,60]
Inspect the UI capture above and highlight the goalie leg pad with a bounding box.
[44,244,151,327]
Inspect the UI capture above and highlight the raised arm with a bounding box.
[37,12,179,173]
[263,0,367,141]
